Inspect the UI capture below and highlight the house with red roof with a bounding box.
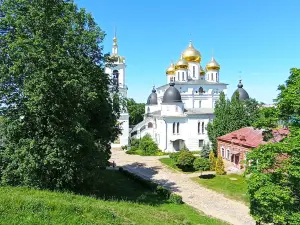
[217,127,289,169]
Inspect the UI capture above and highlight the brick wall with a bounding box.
[217,140,252,169]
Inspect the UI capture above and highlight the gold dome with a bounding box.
[182,41,201,63]
[200,65,205,75]
[206,56,220,71]
[175,54,188,70]
[166,62,175,75]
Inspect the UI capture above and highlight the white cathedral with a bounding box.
[107,33,229,152]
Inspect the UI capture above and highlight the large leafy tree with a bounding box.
[247,68,300,224]
[253,106,280,129]
[207,92,259,153]
[0,0,120,190]
[126,98,145,126]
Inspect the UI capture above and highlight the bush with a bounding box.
[169,151,181,162]
[209,151,216,171]
[127,134,162,156]
[215,155,226,175]
[155,185,170,199]
[168,193,183,204]
[176,151,196,171]
[193,157,210,172]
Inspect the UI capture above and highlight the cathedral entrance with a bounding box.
[172,139,185,151]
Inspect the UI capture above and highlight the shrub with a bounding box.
[126,146,139,154]
[215,155,226,175]
[176,151,196,171]
[193,157,210,172]
[168,193,183,204]
[121,145,127,151]
[139,134,160,156]
[130,138,140,148]
[169,151,181,162]
[155,185,170,199]
[209,151,216,171]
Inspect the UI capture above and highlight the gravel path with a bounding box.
[111,149,255,225]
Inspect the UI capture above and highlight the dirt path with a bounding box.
[111,149,255,225]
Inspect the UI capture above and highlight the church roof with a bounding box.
[162,83,182,103]
[146,87,158,105]
[232,80,249,100]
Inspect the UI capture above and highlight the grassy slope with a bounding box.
[191,174,249,204]
[0,170,227,225]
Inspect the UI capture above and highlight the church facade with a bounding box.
[130,41,228,152]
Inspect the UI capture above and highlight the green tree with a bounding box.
[0,0,120,190]
[207,92,260,154]
[126,98,145,126]
[209,151,216,171]
[246,68,300,224]
[193,157,210,175]
[215,155,226,175]
[253,106,280,129]
[200,143,211,158]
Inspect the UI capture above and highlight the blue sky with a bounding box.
[76,0,300,104]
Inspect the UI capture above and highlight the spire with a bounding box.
[112,26,118,55]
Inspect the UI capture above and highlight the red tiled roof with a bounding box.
[217,127,289,148]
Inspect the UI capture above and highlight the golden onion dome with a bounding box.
[182,41,201,63]
[206,56,220,71]
[166,62,175,75]
[200,65,205,75]
[175,54,188,70]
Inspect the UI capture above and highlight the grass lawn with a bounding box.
[159,157,198,173]
[0,170,227,225]
[191,174,249,204]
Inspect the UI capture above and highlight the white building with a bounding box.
[130,41,228,152]
[105,32,129,147]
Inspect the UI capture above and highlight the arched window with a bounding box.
[147,107,150,113]
[177,122,180,134]
[227,149,230,159]
[112,70,119,86]
[199,87,204,94]
[178,72,180,81]
[211,73,213,81]
[199,100,202,108]
[182,72,184,81]
[148,122,153,128]
[173,122,176,134]
[198,122,200,134]
[202,122,205,134]
[193,66,195,77]
[222,148,225,158]
[170,77,173,82]
[216,73,218,82]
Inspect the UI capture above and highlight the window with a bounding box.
[148,122,153,128]
[173,122,176,134]
[193,66,195,77]
[170,77,173,83]
[222,148,225,158]
[147,107,150,113]
[177,122,180,134]
[227,149,230,159]
[178,72,180,81]
[202,122,204,134]
[216,73,218,82]
[182,72,184,81]
[198,122,200,134]
[211,73,213,81]
[199,140,204,147]
[199,100,202,108]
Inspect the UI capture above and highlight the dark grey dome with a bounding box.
[232,80,249,100]
[147,87,158,105]
[162,83,182,103]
